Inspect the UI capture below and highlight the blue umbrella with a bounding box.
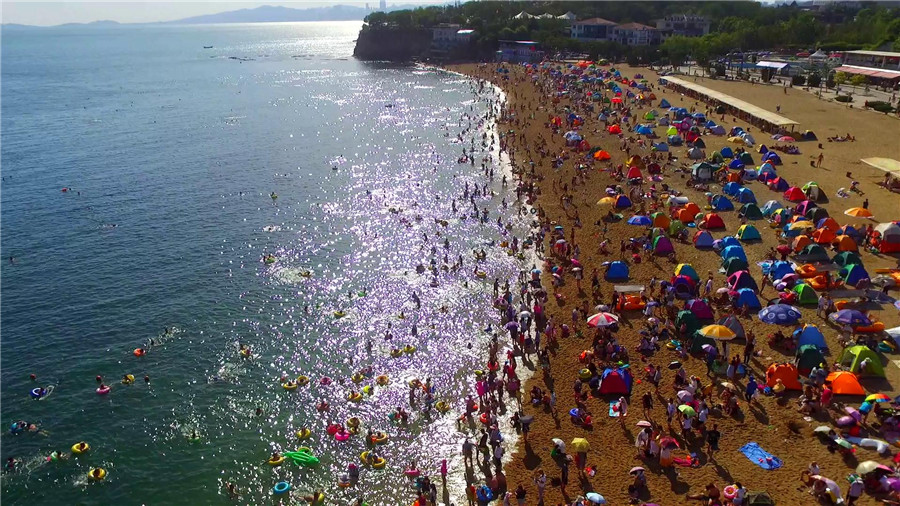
[830,309,872,326]
[758,304,802,324]
[585,492,607,504]
[627,215,652,226]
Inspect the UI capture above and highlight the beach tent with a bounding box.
[764,151,782,165]
[666,126,678,136]
[794,324,827,349]
[792,235,812,253]
[834,235,858,253]
[736,224,762,241]
[659,99,671,108]
[685,299,714,320]
[875,223,900,253]
[627,155,645,169]
[840,345,885,377]
[757,164,777,180]
[836,225,860,240]
[723,182,741,196]
[825,371,865,396]
[720,147,733,158]
[798,244,830,262]
[718,314,746,340]
[761,200,783,216]
[690,162,715,182]
[657,116,669,126]
[840,264,869,286]
[721,245,747,262]
[806,207,829,223]
[635,125,653,135]
[690,334,716,354]
[801,130,818,141]
[693,230,715,249]
[653,236,675,254]
[672,275,696,297]
[784,187,806,202]
[812,228,836,244]
[722,257,749,276]
[605,261,630,280]
[598,367,633,395]
[626,166,643,179]
[593,150,612,161]
[766,363,803,390]
[795,344,826,375]
[716,236,740,251]
[736,188,757,204]
[650,227,667,240]
[796,200,817,216]
[738,203,763,220]
[614,195,632,208]
[688,147,704,159]
[833,251,863,268]
[792,283,818,305]
[692,138,707,149]
[739,152,754,165]
[710,125,727,135]
[701,213,726,230]
[770,261,795,280]
[651,212,670,229]
[668,220,686,237]
[608,125,622,134]
[674,263,700,282]
[734,288,762,310]
[652,142,669,152]
[711,152,725,164]
[802,182,823,201]
[676,310,701,336]
[728,159,745,170]
[711,195,734,211]
[668,135,683,145]
[728,270,759,292]
[817,217,840,232]
[768,177,790,192]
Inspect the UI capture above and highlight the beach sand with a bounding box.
[450,62,900,506]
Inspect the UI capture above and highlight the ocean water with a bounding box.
[1,21,532,505]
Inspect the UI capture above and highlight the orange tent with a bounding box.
[608,125,622,134]
[766,363,802,390]
[726,173,741,183]
[792,235,812,253]
[652,213,671,228]
[627,155,645,169]
[701,213,726,229]
[593,150,611,161]
[818,217,840,231]
[834,235,858,252]
[682,202,701,216]
[675,208,695,224]
[812,228,836,244]
[825,371,865,396]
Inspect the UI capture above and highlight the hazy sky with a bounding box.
[1,1,439,26]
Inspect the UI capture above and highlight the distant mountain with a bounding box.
[165,5,371,24]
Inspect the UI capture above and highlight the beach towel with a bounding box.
[739,442,783,470]
[609,401,621,417]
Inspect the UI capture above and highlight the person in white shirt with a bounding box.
[847,476,864,505]
[733,482,747,505]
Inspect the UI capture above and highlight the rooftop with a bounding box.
[616,22,656,31]
[574,17,616,26]
[845,50,900,58]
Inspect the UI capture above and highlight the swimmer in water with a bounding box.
[225,481,239,499]
[255,407,263,417]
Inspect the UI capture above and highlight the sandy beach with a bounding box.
[449,61,900,506]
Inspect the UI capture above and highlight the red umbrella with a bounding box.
[660,436,679,449]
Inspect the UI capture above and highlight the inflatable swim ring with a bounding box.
[376,375,390,386]
[96,385,111,395]
[854,321,885,334]
[369,432,388,444]
[239,348,251,358]
[273,481,291,495]
[390,349,403,358]
[435,401,450,413]
[403,345,416,354]
[347,392,363,402]
[405,468,421,477]
[296,376,310,386]
[372,457,386,469]
[362,385,373,395]
[267,455,285,467]
[723,485,737,500]
[9,423,23,435]
[334,311,346,319]
[133,348,146,357]
[71,442,90,454]
[296,428,311,440]
[351,374,364,384]
[30,388,45,400]
[338,475,352,488]
[479,412,490,424]
[282,382,298,391]
[121,374,134,385]
[347,417,361,431]
[88,468,107,481]
[335,430,351,442]
[319,377,332,386]
[476,271,487,279]
[578,368,591,380]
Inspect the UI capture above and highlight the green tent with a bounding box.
[710,152,725,163]
[676,310,700,337]
[792,283,818,305]
[739,152,754,165]
[738,203,764,220]
[668,220,686,237]
[840,345,885,377]
[721,257,749,276]
[690,333,716,354]
[833,251,863,268]
[795,344,825,373]
[650,227,667,239]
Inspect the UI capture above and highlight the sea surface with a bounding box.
[1,21,532,505]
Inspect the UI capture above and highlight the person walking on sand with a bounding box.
[816,153,824,168]
[618,395,628,426]
[533,468,547,505]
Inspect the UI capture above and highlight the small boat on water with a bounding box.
[203,46,213,49]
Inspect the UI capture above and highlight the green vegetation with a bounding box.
[867,101,896,113]
[355,1,900,62]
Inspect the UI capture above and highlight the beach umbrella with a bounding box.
[677,390,693,402]
[659,436,679,449]
[701,344,717,354]
[758,304,802,324]
[844,207,873,218]
[788,220,814,230]
[720,381,737,391]
[629,466,645,474]
[857,461,892,475]
[830,309,872,326]
[812,425,832,434]
[636,420,652,428]
[627,215,652,226]
[585,492,607,504]
[587,312,619,327]
[571,438,590,452]
[866,393,891,403]
[698,324,736,340]
[597,196,615,206]
[667,361,682,370]
[779,136,796,142]
[811,476,841,496]
[551,438,565,452]
[678,405,696,417]
[504,321,519,330]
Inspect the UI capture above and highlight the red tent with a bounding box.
[701,213,726,229]
[608,125,622,134]
[626,166,642,179]
[784,186,806,202]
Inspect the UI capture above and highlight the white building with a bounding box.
[655,14,710,39]
[570,17,617,42]
[613,23,658,46]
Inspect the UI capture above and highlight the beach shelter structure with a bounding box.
[593,150,612,161]
[722,257,749,276]
[721,245,747,262]
[676,310,700,337]
[598,368,633,395]
[710,125,726,135]
[796,344,826,375]
[802,182,823,201]
[653,236,675,254]
[812,228,836,244]
[817,217,840,232]
[627,155,644,169]
[739,152,754,165]
[796,200,817,216]
[792,235,812,253]
[875,223,900,253]
[764,151,783,165]
[794,324,827,349]
[668,135,683,145]
[761,200,783,216]
[659,99,671,108]
[834,235,858,253]
[736,224,762,241]
[806,207,830,223]
[711,195,734,211]
[668,220,686,237]
[770,261,795,280]
[728,270,759,292]
[688,146,704,159]
[840,346,885,377]
[628,215,652,226]
[675,208,697,224]
[825,371,865,396]
[718,314,745,339]
[739,203,763,220]
[840,264,869,286]
[734,288,762,310]
[784,187,806,202]
[652,142,669,152]
[833,251,862,268]
[693,230,714,249]
[651,212,670,229]
[674,264,700,282]
[626,166,643,180]
[685,299,714,320]
[724,182,741,196]
[614,195,632,209]
[605,261,629,280]
[728,159,745,170]
[672,275,697,297]
[720,147,734,158]
[766,363,802,390]
[768,177,790,192]
[690,334,716,354]
[792,283,818,305]
[701,213,726,230]
[608,124,622,134]
[798,244,830,262]
[735,188,757,204]
[691,162,716,181]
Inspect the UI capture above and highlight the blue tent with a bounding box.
[711,195,734,211]
[653,142,669,152]
[721,245,747,262]
[659,99,671,108]
[614,195,633,208]
[730,127,745,136]
[636,125,653,135]
[605,261,630,280]
[716,236,741,251]
[764,152,782,165]
[705,120,717,128]
[793,325,827,349]
[723,182,741,196]
[627,215,652,226]
[668,135,683,145]
[736,224,762,241]
[734,288,762,310]
[693,113,706,121]
[736,188,757,204]
[721,147,734,158]
[693,230,715,249]
[728,159,745,169]
[761,200,783,216]
[841,264,870,286]
[770,261,795,280]
[710,125,726,135]
[769,177,789,192]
